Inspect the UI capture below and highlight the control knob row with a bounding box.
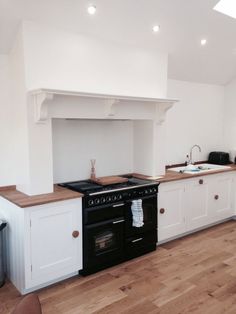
[88,194,123,206]
[148,187,157,193]
[139,187,157,195]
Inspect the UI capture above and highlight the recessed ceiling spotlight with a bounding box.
[152,25,160,33]
[201,39,207,46]
[214,0,236,19]
[88,5,96,15]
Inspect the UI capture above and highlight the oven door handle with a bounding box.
[112,203,125,208]
[132,237,143,243]
[112,219,125,224]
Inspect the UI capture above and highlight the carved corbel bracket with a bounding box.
[155,102,174,125]
[33,92,54,124]
[104,99,120,117]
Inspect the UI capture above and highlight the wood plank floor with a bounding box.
[1,221,236,314]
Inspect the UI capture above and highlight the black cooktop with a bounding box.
[60,176,157,195]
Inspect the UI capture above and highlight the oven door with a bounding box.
[125,194,157,237]
[82,217,125,274]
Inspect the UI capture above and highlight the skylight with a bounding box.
[214,0,236,19]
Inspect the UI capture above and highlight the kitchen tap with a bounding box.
[189,144,202,165]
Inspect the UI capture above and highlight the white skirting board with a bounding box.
[22,271,78,295]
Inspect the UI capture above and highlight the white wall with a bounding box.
[223,77,236,155]
[22,21,168,98]
[0,55,16,186]
[52,119,133,183]
[166,79,225,165]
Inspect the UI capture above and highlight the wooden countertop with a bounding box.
[134,164,236,183]
[0,185,83,208]
[1,164,236,208]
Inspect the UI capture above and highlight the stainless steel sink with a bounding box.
[169,163,231,175]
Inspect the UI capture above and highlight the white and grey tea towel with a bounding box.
[131,199,144,228]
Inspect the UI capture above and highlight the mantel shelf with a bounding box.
[29,88,178,124]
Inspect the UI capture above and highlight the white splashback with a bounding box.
[52,119,134,183]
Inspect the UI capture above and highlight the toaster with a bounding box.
[208,151,230,165]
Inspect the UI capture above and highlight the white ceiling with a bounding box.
[1,0,236,85]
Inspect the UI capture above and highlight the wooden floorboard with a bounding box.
[1,221,236,314]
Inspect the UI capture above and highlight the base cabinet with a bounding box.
[185,177,210,231]
[27,200,82,289]
[0,197,83,294]
[158,172,235,242]
[158,182,185,241]
[208,175,234,222]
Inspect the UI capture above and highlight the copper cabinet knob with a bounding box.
[160,208,165,214]
[199,179,204,185]
[214,195,219,200]
[72,230,79,238]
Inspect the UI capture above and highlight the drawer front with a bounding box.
[125,230,157,260]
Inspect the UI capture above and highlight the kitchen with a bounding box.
[1,0,236,313]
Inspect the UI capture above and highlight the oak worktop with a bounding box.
[1,164,236,208]
[134,164,236,183]
[0,185,83,208]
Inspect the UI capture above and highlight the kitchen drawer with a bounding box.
[125,230,157,260]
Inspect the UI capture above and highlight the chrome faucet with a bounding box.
[189,144,202,164]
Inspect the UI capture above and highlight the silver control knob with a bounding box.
[95,198,100,204]
[106,196,111,202]
[88,199,94,206]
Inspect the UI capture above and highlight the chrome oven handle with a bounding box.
[112,203,125,208]
[112,219,125,224]
[132,238,143,243]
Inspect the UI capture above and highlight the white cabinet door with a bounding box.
[158,172,236,242]
[185,177,210,231]
[208,174,234,222]
[158,182,186,241]
[28,199,82,288]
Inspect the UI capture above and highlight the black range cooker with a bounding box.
[60,176,159,275]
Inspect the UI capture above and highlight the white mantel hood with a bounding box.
[30,88,178,125]
[17,88,178,196]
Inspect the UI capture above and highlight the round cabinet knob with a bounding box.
[214,195,219,200]
[72,230,79,238]
[199,179,204,185]
[160,208,165,214]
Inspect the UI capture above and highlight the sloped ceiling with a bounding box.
[0,0,236,85]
